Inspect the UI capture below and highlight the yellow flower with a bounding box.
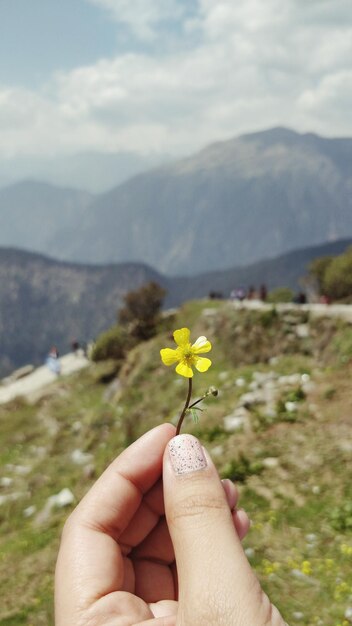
[160,327,212,378]
[301,560,312,576]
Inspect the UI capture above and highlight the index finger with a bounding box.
[55,423,175,620]
[77,422,175,536]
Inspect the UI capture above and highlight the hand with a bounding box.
[55,424,286,625]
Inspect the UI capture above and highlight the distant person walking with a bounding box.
[46,346,61,375]
[71,339,80,355]
[260,284,267,301]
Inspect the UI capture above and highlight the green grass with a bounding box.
[1,301,352,625]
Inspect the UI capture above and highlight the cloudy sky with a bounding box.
[0,0,351,186]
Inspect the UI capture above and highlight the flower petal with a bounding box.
[176,361,194,378]
[160,348,179,366]
[192,336,212,354]
[195,357,212,373]
[173,328,191,347]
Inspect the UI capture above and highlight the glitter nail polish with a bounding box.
[168,434,207,475]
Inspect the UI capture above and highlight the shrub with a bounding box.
[323,247,352,300]
[330,502,352,531]
[308,256,333,295]
[118,281,166,341]
[221,454,264,482]
[267,287,294,303]
[91,325,130,362]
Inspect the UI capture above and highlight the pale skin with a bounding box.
[55,424,287,625]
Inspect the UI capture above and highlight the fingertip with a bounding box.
[232,508,251,541]
[221,478,239,511]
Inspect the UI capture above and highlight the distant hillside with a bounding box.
[1,238,351,375]
[0,181,93,257]
[0,128,351,275]
[166,238,352,306]
[0,248,162,375]
[67,127,352,274]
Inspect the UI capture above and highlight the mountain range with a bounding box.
[0,127,351,275]
[0,238,351,376]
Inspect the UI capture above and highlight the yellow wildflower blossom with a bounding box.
[340,543,352,556]
[301,560,312,576]
[160,327,212,378]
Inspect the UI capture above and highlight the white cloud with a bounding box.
[0,0,351,161]
[85,0,186,40]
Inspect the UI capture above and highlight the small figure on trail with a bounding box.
[293,292,307,304]
[259,284,267,301]
[247,285,255,300]
[46,346,61,375]
[71,339,80,355]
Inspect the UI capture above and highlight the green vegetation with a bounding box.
[1,301,352,625]
[92,281,166,362]
[91,324,130,362]
[117,281,166,341]
[309,246,352,301]
[267,287,294,303]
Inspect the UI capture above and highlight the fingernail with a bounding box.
[168,434,207,475]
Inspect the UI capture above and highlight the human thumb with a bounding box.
[163,434,286,626]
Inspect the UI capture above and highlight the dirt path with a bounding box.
[1,301,351,406]
[231,300,352,323]
[0,353,90,405]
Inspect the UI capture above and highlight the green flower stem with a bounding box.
[188,395,206,410]
[176,378,193,436]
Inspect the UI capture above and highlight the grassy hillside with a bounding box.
[1,301,352,625]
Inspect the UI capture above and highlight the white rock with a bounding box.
[0,492,26,505]
[263,457,279,469]
[71,449,93,465]
[48,488,75,508]
[278,374,301,386]
[344,607,352,622]
[285,401,297,413]
[263,379,277,391]
[296,324,310,338]
[29,445,47,458]
[23,505,36,518]
[5,464,32,475]
[211,445,224,458]
[35,488,75,524]
[202,308,218,317]
[302,381,315,393]
[253,371,277,383]
[292,612,305,620]
[0,477,13,487]
[224,415,245,432]
[338,441,352,453]
[264,407,277,419]
[239,391,262,406]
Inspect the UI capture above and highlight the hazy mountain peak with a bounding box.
[0,127,351,275]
